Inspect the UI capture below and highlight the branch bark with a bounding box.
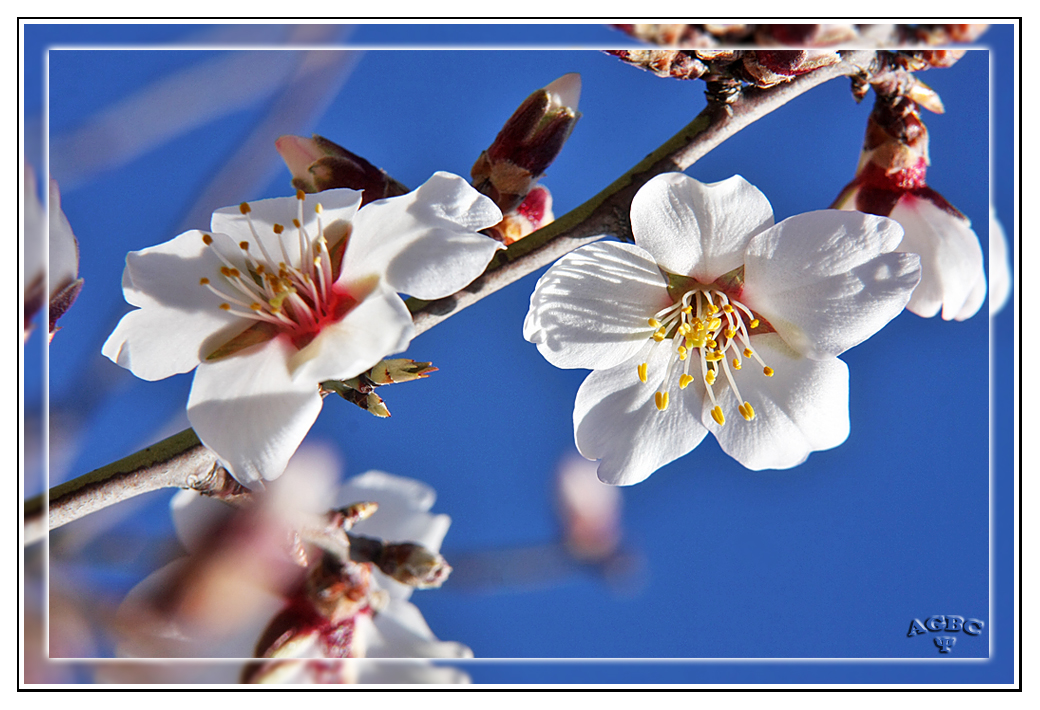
[24,51,878,544]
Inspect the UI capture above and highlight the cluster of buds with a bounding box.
[244,499,453,680]
[277,74,580,252]
[613,23,988,48]
[319,358,438,418]
[608,49,841,101]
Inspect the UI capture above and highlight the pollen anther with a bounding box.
[655,391,669,411]
[637,362,648,383]
[679,374,693,389]
[711,405,725,426]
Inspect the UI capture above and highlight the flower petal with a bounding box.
[361,599,473,659]
[341,172,503,299]
[288,288,414,383]
[630,173,774,282]
[102,229,244,381]
[210,188,362,268]
[989,207,1011,316]
[187,336,324,487]
[523,241,672,370]
[47,177,80,294]
[742,210,920,359]
[889,194,985,320]
[704,334,849,470]
[574,341,708,485]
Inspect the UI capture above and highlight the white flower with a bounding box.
[524,173,921,485]
[989,207,1011,316]
[835,180,986,321]
[112,448,471,677]
[102,172,502,487]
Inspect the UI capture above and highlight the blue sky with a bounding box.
[24,23,1016,684]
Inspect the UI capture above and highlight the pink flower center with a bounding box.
[199,192,361,358]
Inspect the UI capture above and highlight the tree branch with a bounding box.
[408,50,877,336]
[25,51,878,544]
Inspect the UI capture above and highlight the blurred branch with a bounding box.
[23,429,237,546]
[25,51,878,540]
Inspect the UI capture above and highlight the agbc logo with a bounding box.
[907,615,984,654]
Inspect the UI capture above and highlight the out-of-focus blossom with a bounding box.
[102,174,502,487]
[23,163,82,341]
[471,73,581,215]
[833,92,986,321]
[556,455,621,561]
[525,173,919,484]
[109,447,469,684]
[989,208,1011,316]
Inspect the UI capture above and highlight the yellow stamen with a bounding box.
[199,277,210,285]
[637,362,648,383]
[723,304,734,313]
[732,358,741,370]
[315,203,323,214]
[705,369,716,385]
[739,402,756,421]
[202,234,213,245]
[750,318,760,329]
[705,351,723,362]
[725,328,736,339]
[250,303,263,311]
[655,391,669,411]
[239,241,249,250]
[763,366,774,377]
[743,348,753,358]
[239,202,251,214]
[273,224,284,234]
[652,331,665,342]
[296,189,306,200]
[679,374,694,390]
[219,303,231,310]
[648,318,660,327]
[711,405,725,426]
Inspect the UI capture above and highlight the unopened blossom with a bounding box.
[471,73,581,214]
[833,92,986,321]
[103,173,502,487]
[525,173,920,484]
[112,448,470,676]
[23,163,82,341]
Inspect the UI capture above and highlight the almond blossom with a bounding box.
[102,172,502,487]
[524,173,921,485]
[110,447,470,681]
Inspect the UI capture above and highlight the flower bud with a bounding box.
[275,134,409,204]
[380,543,453,589]
[471,73,581,213]
[742,50,841,88]
[485,184,555,245]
